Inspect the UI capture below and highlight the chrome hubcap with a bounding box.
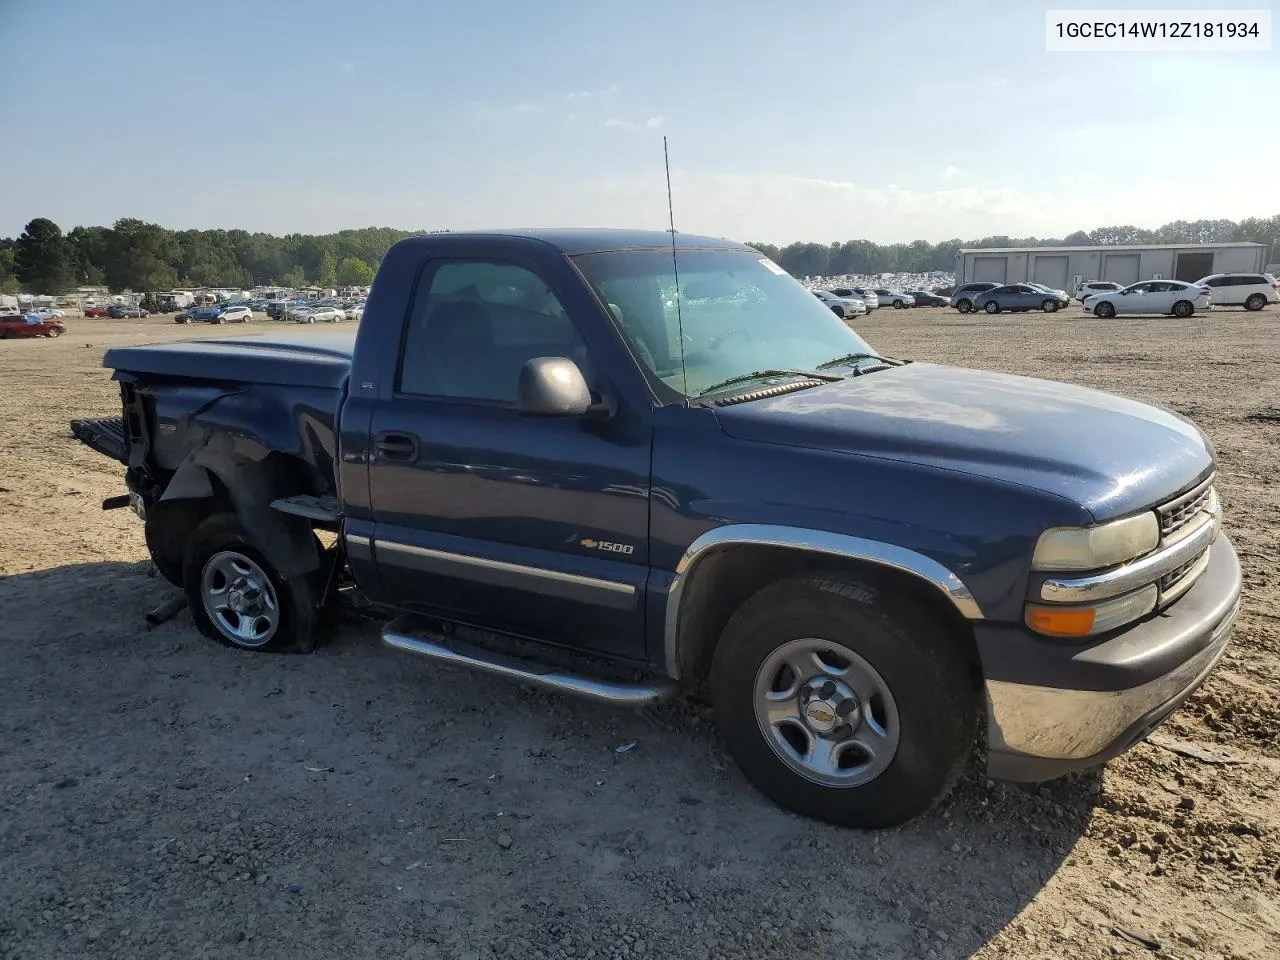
[200,551,279,647]
[754,638,900,787]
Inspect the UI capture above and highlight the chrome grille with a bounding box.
[1160,553,1203,591]
[1157,474,1215,539]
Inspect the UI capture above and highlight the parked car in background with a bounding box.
[32,307,65,320]
[1075,281,1124,301]
[217,305,254,324]
[1194,273,1279,311]
[904,290,948,307]
[108,304,150,318]
[828,287,879,310]
[83,305,112,317]
[1084,280,1212,318]
[176,306,224,324]
[950,281,1001,313]
[873,289,915,309]
[974,284,1070,314]
[344,302,366,321]
[1,314,65,338]
[812,290,866,319]
[295,306,346,323]
[1024,281,1070,301]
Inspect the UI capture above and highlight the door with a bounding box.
[1012,284,1040,309]
[1141,281,1178,313]
[1102,254,1140,286]
[365,257,653,659]
[1113,281,1151,314]
[1032,255,1069,292]
[973,256,1008,283]
[1174,251,1214,284]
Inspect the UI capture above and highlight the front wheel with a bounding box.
[1244,293,1266,311]
[984,301,1000,314]
[710,573,976,829]
[183,513,323,653]
[1094,301,1116,318]
[1172,300,1194,318]
[46,326,62,337]
[1041,299,1058,313]
[893,300,905,309]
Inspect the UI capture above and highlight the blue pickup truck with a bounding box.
[70,229,1241,828]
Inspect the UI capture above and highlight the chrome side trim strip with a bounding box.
[375,539,637,610]
[383,617,675,706]
[662,524,984,679]
[344,532,374,564]
[1040,512,1217,604]
[345,534,371,546]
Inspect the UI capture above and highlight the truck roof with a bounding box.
[402,228,752,255]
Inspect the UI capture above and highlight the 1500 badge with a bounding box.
[580,538,635,556]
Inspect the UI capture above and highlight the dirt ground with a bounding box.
[1,305,1277,960]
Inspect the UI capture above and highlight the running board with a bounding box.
[381,616,676,706]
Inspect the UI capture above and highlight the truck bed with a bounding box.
[70,416,127,463]
[103,332,355,389]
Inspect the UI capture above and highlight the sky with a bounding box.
[0,0,1274,243]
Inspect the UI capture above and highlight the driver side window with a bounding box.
[398,260,590,403]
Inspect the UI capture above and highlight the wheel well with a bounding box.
[675,545,981,694]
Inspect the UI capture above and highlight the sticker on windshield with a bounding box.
[758,258,789,276]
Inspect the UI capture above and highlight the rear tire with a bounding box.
[183,513,323,653]
[1244,293,1266,311]
[1172,300,1194,318]
[710,573,976,829]
[955,299,972,313]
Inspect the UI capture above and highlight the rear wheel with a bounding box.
[1244,293,1266,311]
[1172,300,1194,318]
[710,573,976,829]
[1094,301,1116,318]
[955,299,972,313]
[183,513,323,653]
[984,301,1000,314]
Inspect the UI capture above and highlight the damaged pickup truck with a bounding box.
[71,229,1242,828]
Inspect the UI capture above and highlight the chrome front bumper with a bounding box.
[982,534,1241,782]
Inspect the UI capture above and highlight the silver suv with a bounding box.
[1195,273,1279,311]
[950,282,1001,313]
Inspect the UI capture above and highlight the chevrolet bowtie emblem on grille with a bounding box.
[580,538,599,549]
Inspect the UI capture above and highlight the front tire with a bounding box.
[183,513,322,653]
[1094,301,1116,318]
[46,326,62,337]
[984,301,1000,314]
[893,300,905,309]
[1244,293,1266,311]
[710,573,976,829]
[1042,299,1058,313]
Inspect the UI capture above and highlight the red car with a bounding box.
[83,306,112,317]
[0,315,66,339]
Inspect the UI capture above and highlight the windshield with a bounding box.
[572,248,875,398]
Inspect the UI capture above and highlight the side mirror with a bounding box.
[517,357,593,416]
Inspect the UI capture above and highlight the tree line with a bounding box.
[2,214,1277,296]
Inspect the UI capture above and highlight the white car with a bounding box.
[873,289,915,309]
[829,287,879,310]
[217,305,253,324]
[1194,273,1279,311]
[1075,280,1124,301]
[812,290,866,318]
[297,306,346,324]
[1084,280,1211,318]
[344,302,366,321]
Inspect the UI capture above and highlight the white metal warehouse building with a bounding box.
[954,242,1269,290]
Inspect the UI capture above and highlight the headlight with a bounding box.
[1025,584,1158,638]
[1030,512,1159,571]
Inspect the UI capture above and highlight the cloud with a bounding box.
[342,60,356,75]
[603,115,666,131]
[567,84,619,101]
[942,165,962,181]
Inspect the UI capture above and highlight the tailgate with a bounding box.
[70,416,127,463]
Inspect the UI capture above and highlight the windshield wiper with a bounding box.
[697,369,831,397]
[815,352,902,371]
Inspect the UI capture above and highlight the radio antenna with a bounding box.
[664,135,689,397]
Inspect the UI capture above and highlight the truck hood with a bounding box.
[712,362,1214,519]
[105,332,354,390]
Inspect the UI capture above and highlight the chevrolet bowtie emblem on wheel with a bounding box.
[806,705,835,725]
